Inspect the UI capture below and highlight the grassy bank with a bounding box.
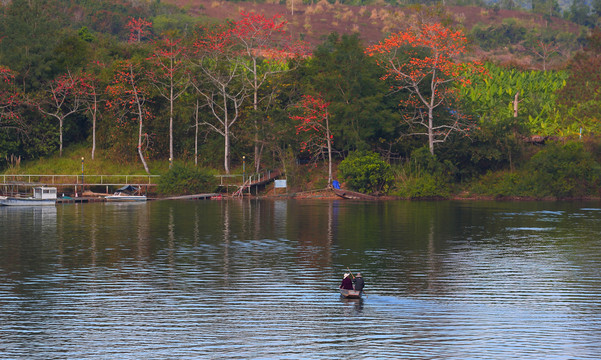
[5,140,601,200]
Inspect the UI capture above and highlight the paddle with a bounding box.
[347,267,367,298]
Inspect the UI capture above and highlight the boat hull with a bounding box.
[0,197,56,206]
[105,195,147,202]
[333,188,377,200]
[339,289,362,299]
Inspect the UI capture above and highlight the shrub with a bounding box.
[338,150,394,194]
[393,148,453,199]
[470,141,601,198]
[526,141,601,198]
[394,172,451,199]
[157,163,218,195]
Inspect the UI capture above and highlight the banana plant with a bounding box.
[459,62,568,135]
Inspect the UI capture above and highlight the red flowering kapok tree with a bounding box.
[147,36,189,166]
[37,71,84,156]
[192,25,248,174]
[231,11,310,172]
[126,17,152,43]
[106,60,152,174]
[366,23,483,155]
[0,66,23,132]
[290,94,334,187]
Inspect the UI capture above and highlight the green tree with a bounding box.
[303,33,401,158]
[593,0,601,17]
[338,150,394,194]
[568,0,594,27]
[556,29,601,136]
[157,163,217,195]
[0,0,63,90]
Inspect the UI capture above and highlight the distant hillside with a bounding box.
[166,0,583,67]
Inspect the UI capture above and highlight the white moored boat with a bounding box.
[105,185,147,202]
[0,187,57,206]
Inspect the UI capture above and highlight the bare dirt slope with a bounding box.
[166,0,579,49]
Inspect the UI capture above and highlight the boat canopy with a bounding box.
[115,185,139,193]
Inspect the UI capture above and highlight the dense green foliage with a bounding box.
[393,147,453,199]
[338,151,394,194]
[460,62,568,136]
[157,163,217,195]
[472,141,601,198]
[470,19,528,51]
[555,29,601,136]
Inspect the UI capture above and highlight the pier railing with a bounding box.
[214,170,279,187]
[1,170,281,195]
[0,174,160,187]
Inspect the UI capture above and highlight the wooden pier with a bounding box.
[2,169,283,198]
[232,170,282,197]
[57,197,107,204]
[0,174,159,197]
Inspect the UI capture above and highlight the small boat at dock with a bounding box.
[105,185,147,202]
[0,187,57,206]
[339,289,362,299]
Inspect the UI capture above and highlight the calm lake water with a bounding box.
[1,199,601,359]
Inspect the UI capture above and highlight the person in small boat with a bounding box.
[340,273,354,290]
[353,272,365,293]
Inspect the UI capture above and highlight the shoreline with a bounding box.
[244,188,601,202]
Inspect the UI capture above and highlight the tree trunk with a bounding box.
[169,61,174,167]
[91,96,97,160]
[224,129,230,174]
[325,110,333,187]
[129,65,150,174]
[252,58,261,174]
[59,118,63,157]
[428,107,435,155]
[137,114,150,174]
[223,85,230,174]
[428,59,437,156]
[194,99,199,167]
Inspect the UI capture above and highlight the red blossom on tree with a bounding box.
[193,24,234,53]
[0,65,23,132]
[126,17,152,43]
[191,24,248,175]
[106,60,152,174]
[290,94,334,187]
[366,23,485,155]
[230,11,311,172]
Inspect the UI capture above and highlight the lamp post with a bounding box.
[242,156,246,185]
[169,157,172,169]
[81,157,84,195]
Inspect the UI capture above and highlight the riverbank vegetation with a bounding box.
[2,0,601,199]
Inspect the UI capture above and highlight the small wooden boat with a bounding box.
[333,188,377,200]
[339,288,362,299]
